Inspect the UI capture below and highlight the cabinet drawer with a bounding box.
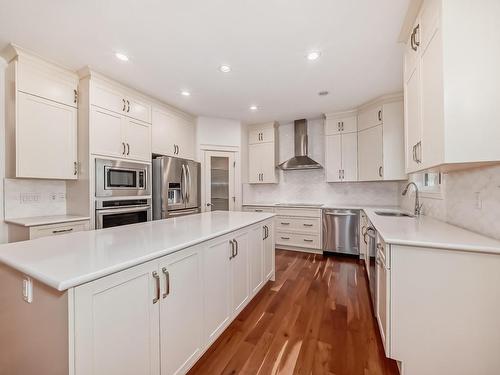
[242,206,274,213]
[274,207,321,218]
[275,217,320,234]
[358,105,383,131]
[276,231,320,249]
[29,220,90,239]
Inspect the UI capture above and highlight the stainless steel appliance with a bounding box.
[322,209,359,255]
[95,159,151,197]
[153,156,201,219]
[279,119,322,170]
[365,226,377,306]
[95,198,152,229]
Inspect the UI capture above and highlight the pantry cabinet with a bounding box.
[152,107,195,160]
[3,45,79,180]
[402,0,500,172]
[90,106,151,162]
[248,122,278,184]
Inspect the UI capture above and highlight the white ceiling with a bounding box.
[0,0,410,123]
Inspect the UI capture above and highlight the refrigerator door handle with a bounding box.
[181,164,187,203]
[185,164,191,203]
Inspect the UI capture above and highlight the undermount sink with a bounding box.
[375,211,414,218]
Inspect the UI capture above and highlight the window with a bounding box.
[414,172,444,199]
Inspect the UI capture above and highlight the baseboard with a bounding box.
[275,245,323,254]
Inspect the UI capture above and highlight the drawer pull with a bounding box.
[280,222,290,225]
[303,224,313,227]
[52,228,74,234]
[280,236,290,240]
[255,209,263,212]
[303,239,313,242]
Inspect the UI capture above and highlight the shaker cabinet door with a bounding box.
[124,118,151,162]
[90,106,125,158]
[358,125,383,181]
[325,134,342,182]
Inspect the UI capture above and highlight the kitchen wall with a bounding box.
[0,58,7,243]
[243,118,402,206]
[400,165,500,241]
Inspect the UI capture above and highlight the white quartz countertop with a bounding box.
[5,215,90,227]
[243,202,500,254]
[363,208,500,254]
[0,211,274,291]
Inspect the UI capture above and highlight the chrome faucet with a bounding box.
[402,182,422,216]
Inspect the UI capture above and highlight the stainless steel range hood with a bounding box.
[279,119,322,170]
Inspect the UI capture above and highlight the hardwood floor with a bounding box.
[188,249,399,375]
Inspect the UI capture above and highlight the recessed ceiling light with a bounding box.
[307,51,321,61]
[249,105,258,111]
[318,91,329,96]
[115,52,129,62]
[219,64,232,73]
[181,91,191,97]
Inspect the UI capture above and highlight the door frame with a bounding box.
[199,145,241,212]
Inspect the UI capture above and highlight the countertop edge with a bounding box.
[5,216,91,227]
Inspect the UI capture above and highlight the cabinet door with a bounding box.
[263,222,275,281]
[159,247,202,375]
[17,92,77,179]
[91,106,125,158]
[231,231,250,315]
[260,142,277,183]
[127,96,151,123]
[152,108,178,157]
[74,261,160,375]
[248,144,262,183]
[249,126,274,144]
[376,241,390,356]
[404,60,422,173]
[176,116,195,160]
[358,125,383,181]
[203,237,232,345]
[341,132,358,182]
[325,135,342,182]
[358,105,383,131]
[249,225,264,296]
[92,82,128,115]
[124,118,152,162]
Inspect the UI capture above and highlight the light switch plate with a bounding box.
[22,276,33,303]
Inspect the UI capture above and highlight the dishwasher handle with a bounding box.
[324,211,358,216]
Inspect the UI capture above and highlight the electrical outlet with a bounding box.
[49,192,57,201]
[20,192,41,204]
[475,192,482,209]
[57,192,66,201]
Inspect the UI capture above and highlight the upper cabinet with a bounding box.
[403,0,500,173]
[2,45,79,180]
[325,113,358,135]
[247,122,278,184]
[152,107,195,160]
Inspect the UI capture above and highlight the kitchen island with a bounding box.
[0,211,275,375]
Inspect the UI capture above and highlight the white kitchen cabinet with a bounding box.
[325,132,358,182]
[7,219,90,242]
[3,46,79,180]
[90,106,151,162]
[402,0,500,172]
[230,231,250,315]
[203,236,233,345]
[324,113,357,135]
[275,207,322,252]
[152,107,195,160]
[248,142,277,183]
[91,81,151,123]
[249,225,264,296]
[248,122,278,184]
[358,125,383,181]
[375,236,390,356]
[159,247,202,375]
[263,222,274,281]
[358,105,383,131]
[74,260,161,375]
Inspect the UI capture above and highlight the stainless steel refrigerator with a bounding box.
[152,156,201,219]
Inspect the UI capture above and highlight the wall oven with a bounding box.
[95,198,152,229]
[95,159,151,197]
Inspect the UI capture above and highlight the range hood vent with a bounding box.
[279,119,322,170]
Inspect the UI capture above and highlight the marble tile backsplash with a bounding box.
[400,164,500,240]
[4,178,67,219]
[243,118,401,207]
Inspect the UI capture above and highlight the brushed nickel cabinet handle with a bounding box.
[281,222,290,225]
[378,110,382,122]
[127,100,130,112]
[379,166,383,178]
[52,228,73,234]
[122,99,126,111]
[73,161,78,176]
[152,271,160,304]
[281,236,290,240]
[122,142,126,155]
[303,239,313,242]
[73,89,78,104]
[229,240,235,260]
[162,267,169,298]
[303,223,313,227]
[126,143,130,155]
[234,239,239,257]
[414,24,420,47]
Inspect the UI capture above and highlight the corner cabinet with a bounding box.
[248,122,279,184]
[72,218,274,375]
[324,113,358,182]
[3,45,79,179]
[403,0,500,172]
[357,98,406,181]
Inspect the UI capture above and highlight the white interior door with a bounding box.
[204,151,235,212]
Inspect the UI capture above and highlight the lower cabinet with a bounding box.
[375,235,390,356]
[73,219,274,375]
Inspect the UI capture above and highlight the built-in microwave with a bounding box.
[95,159,151,197]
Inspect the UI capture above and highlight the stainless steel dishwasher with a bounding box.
[322,209,359,255]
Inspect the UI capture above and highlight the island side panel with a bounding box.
[0,264,69,375]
